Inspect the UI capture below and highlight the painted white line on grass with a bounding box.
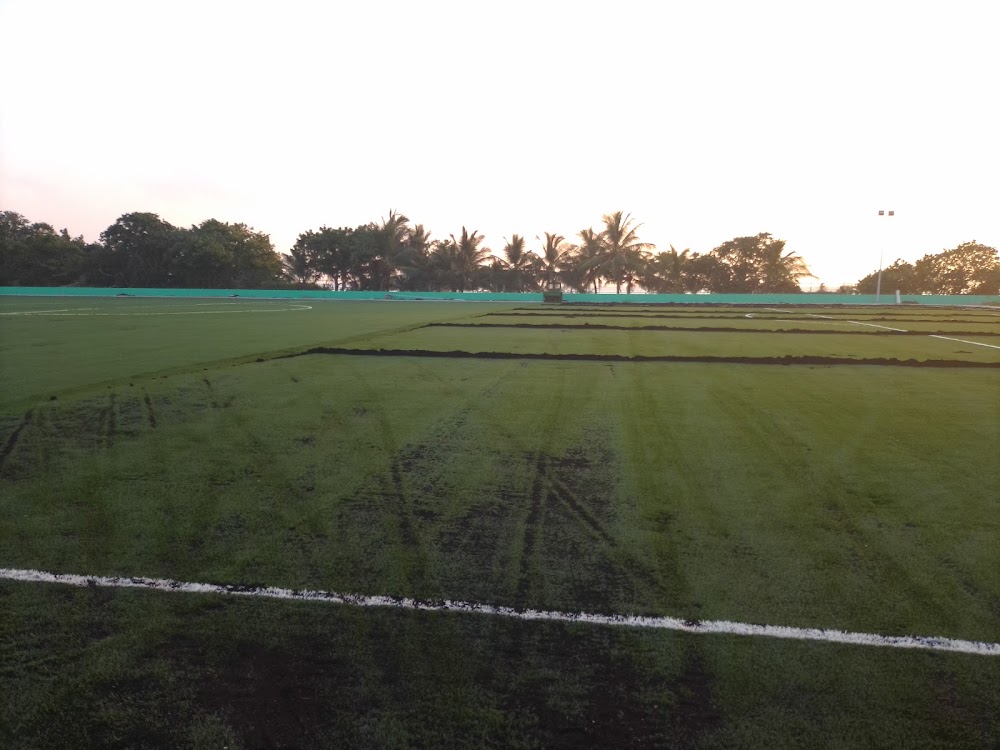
[928,335,1000,350]
[22,305,313,316]
[844,321,909,332]
[0,308,96,315]
[2,567,998,656]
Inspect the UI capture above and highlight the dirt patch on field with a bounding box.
[287,347,1000,368]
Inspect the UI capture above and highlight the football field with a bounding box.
[2,296,999,748]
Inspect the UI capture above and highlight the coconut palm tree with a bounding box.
[498,234,540,292]
[598,211,655,293]
[448,227,491,292]
[759,241,813,292]
[371,209,412,290]
[645,245,691,293]
[564,227,605,293]
[538,232,570,290]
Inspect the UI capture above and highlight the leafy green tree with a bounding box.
[291,227,361,290]
[96,212,180,287]
[855,259,919,294]
[684,252,727,293]
[282,241,320,286]
[172,220,283,288]
[0,211,92,286]
[709,233,811,292]
[913,241,999,294]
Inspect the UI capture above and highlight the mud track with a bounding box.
[427,322,999,336]
[284,347,1000,368]
[497,311,998,324]
[0,410,33,471]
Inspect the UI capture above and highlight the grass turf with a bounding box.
[1,296,998,748]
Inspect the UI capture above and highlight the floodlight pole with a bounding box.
[875,210,894,304]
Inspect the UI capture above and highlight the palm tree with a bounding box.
[759,241,813,292]
[598,211,655,293]
[645,245,691,293]
[538,232,570,290]
[448,227,491,292]
[499,234,540,292]
[374,209,411,290]
[564,227,605,293]
[397,224,434,291]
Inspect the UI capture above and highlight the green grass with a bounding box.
[476,312,1000,334]
[0,297,510,408]
[350,325,1000,362]
[2,296,999,748]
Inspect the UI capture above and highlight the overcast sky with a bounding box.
[1,0,997,288]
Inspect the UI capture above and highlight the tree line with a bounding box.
[2,208,996,294]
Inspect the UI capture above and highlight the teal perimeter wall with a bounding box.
[1,287,998,306]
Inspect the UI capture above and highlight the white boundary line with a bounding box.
[0,307,96,315]
[929,335,1000,350]
[2,304,313,317]
[2,567,998,656]
[764,308,1000,350]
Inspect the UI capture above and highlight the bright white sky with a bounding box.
[1,0,997,288]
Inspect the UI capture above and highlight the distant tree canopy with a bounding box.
[2,211,285,289]
[855,242,999,295]
[0,211,96,286]
[3,207,996,295]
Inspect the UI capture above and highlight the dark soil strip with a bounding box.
[495,311,998,324]
[143,394,157,428]
[0,410,33,470]
[285,347,1000,368]
[518,303,1000,313]
[427,322,1000,336]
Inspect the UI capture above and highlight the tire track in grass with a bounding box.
[468,388,666,612]
[143,393,157,428]
[0,410,33,472]
[514,453,548,607]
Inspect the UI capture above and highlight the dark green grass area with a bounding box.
[4,584,999,750]
[0,297,511,408]
[2,298,999,748]
[469,313,1000,335]
[349,326,1000,363]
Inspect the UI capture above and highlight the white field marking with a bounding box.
[928,335,1000,350]
[21,304,313,316]
[0,307,96,315]
[2,568,998,657]
[767,308,910,333]
[843,321,908,332]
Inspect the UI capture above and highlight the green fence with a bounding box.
[1,287,998,306]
